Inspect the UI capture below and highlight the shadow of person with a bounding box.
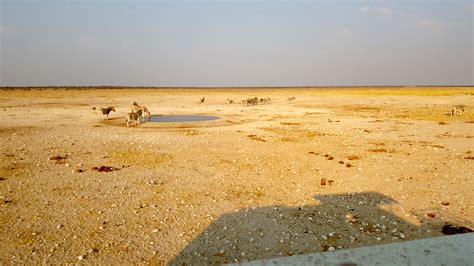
[170,192,451,265]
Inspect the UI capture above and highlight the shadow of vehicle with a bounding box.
[170,192,465,265]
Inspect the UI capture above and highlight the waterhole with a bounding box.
[145,115,220,123]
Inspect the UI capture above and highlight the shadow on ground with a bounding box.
[170,192,460,265]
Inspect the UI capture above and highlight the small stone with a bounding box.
[328,246,335,251]
[400,233,406,239]
[78,255,85,260]
[320,178,327,186]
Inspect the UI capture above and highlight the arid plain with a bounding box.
[0,87,473,264]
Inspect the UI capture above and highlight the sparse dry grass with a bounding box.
[338,104,474,122]
[107,147,172,167]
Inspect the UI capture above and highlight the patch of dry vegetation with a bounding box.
[336,104,474,122]
[107,147,172,167]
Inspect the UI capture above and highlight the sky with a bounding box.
[0,0,473,87]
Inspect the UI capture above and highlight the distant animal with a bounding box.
[227,99,234,104]
[130,102,151,122]
[450,105,465,117]
[200,97,205,103]
[287,97,296,102]
[126,109,143,127]
[242,97,258,106]
[95,106,115,120]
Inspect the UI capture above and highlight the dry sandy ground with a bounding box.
[0,88,473,265]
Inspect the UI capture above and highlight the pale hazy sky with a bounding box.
[1,0,473,86]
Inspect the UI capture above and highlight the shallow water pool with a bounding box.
[145,115,220,123]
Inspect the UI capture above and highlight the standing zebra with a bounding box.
[130,102,151,122]
[93,106,115,120]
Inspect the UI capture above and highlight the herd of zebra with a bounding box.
[93,97,284,126]
[93,102,151,127]
[239,97,272,106]
[94,99,467,127]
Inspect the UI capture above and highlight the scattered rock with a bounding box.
[92,166,120,172]
[327,156,334,160]
[88,248,99,254]
[320,178,334,187]
[441,201,450,206]
[320,178,327,186]
[345,163,353,168]
[49,155,68,163]
[347,155,360,160]
[368,148,388,153]
[442,224,473,235]
[338,161,344,164]
[74,168,84,173]
[2,198,13,204]
[426,213,436,218]
[0,177,6,181]
[247,135,266,142]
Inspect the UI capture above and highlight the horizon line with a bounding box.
[1,85,473,89]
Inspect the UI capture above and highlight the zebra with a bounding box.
[96,106,115,120]
[130,102,151,122]
[450,105,465,117]
[126,109,143,127]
